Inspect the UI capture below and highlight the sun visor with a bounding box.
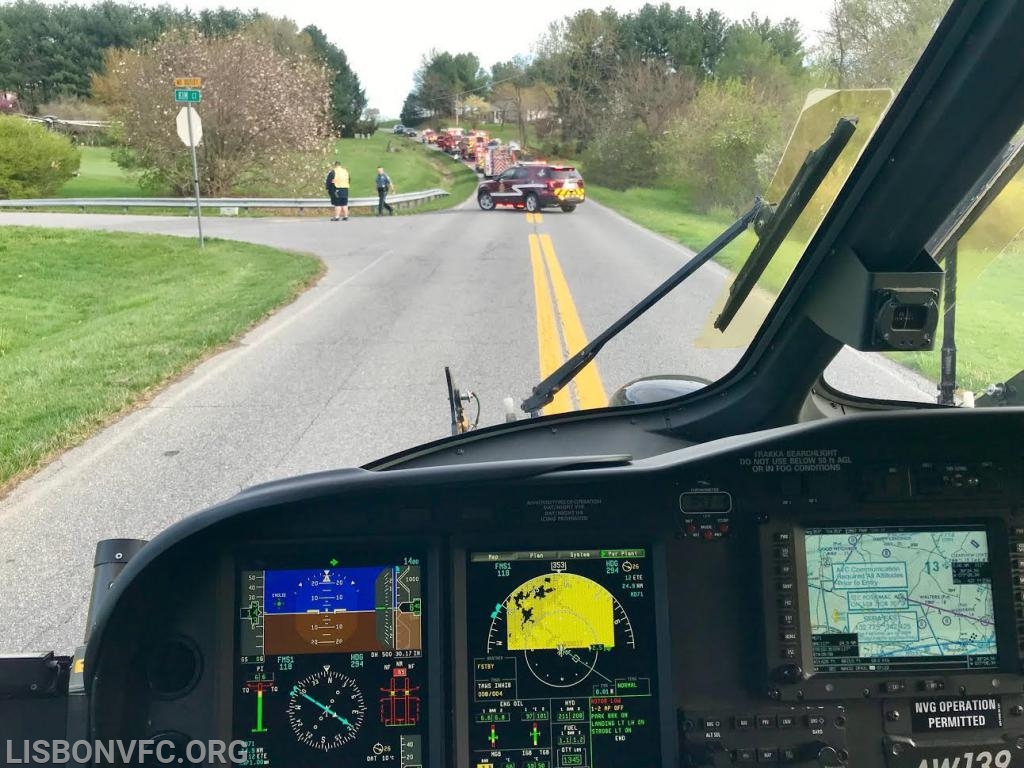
[696,89,894,349]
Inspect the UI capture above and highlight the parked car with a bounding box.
[476,162,585,213]
[392,124,406,134]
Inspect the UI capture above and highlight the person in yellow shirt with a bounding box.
[325,161,350,221]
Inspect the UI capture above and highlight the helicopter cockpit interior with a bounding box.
[2,3,1023,768]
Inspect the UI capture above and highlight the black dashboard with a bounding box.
[85,408,1024,768]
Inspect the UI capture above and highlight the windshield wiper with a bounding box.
[521,198,767,415]
[714,116,858,331]
[521,117,860,417]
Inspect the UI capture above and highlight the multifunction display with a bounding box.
[802,525,998,673]
[233,554,426,767]
[467,548,660,768]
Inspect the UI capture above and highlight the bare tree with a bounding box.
[610,61,697,136]
[94,28,332,196]
[817,0,950,88]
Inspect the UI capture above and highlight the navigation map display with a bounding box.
[466,547,661,768]
[803,525,998,673]
[233,553,426,768]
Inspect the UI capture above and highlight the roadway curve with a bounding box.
[0,201,932,652]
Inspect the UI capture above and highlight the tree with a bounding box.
[409,50,489,119]
[818,0,950,87]
[99,29,331,196]
[354,107,378,136]
[303,24,366,137]
[0,115,80,198]
[536,9,623,150]
[461,95,491,124]
[609,60,696,136]
[0,1,249,110]
[400,92,425,126]
[489,57,553,146]
[659,79,782,211]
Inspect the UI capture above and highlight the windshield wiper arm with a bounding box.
[521,198,767,415]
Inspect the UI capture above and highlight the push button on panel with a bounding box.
[734,716,755,730]
[757,748,779,763]
[734,748,757,763]
[757,715,777,729]
[778,715,796,729]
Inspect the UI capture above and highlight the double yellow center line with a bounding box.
[527,216,607,414]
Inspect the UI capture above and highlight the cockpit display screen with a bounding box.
[802,525,998,673]
[466,547,661,768]
[233,553,426,767]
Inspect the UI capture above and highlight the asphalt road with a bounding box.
[0,199,934,653]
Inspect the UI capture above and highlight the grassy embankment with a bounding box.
[0,226,322,491]
[588,185,1023,393]
[52,132,477,213]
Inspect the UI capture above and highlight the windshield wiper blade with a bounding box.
[714,116,858,332]
[521,198,767,415]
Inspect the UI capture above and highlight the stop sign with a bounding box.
[176,107,202,147]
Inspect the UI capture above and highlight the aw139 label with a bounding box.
[890,748,1014,768]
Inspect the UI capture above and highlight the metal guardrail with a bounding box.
[0,189,450,212]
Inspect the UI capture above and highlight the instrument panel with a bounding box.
[85,409,1024,768]
[232,546,430,767]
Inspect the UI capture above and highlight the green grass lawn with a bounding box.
[589,185,1023,394]
[57,146,151,198]
[332,131,478,207]
[588,186,805,294]
[0,227,322,490]
[52,134,476,211]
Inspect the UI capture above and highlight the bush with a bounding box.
[658,79,781,212]
[35,96,110,122]
[582,120,659,190]
[0,115,80,198]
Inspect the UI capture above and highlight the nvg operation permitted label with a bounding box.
[911,697,1003,732]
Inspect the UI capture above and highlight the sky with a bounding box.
[46,0,832,117]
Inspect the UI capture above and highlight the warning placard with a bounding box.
[911,696,1002,732]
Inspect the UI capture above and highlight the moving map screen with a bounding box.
[466,547,661,768]
[803,525,999,673]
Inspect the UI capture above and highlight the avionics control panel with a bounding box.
[84,410,1024,768]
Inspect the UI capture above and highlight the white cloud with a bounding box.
[43,0,832,116]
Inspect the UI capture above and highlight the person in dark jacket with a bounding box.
[375,167,394,216]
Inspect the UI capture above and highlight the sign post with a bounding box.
[174,78,204,247]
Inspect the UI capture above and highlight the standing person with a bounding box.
[325,160,350,221]
[375,166,395,216]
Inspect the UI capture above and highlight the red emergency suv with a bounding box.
[477,162,585,213]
